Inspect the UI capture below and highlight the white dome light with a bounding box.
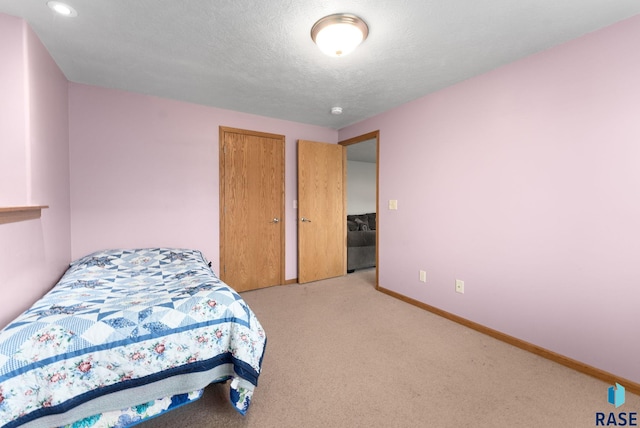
[311,14,368,57]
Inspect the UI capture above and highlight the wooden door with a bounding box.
[220,127,285,291]
[298,140,346,283]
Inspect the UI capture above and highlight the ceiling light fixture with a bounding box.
[47,1,78,17]
[331,107,343,115]
[311,13,368,57]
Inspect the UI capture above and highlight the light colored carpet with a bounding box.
[139,269,638,427]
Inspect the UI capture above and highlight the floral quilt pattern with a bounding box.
[0,248,266,428]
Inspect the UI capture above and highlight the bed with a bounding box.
[0,248,266,428]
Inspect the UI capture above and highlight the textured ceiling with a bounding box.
[1,0,639,129]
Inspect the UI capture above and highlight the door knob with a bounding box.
[270,218,280,223]
[300,217,312,223]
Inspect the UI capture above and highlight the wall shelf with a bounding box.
[0,206,48,224]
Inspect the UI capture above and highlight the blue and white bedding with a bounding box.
[0,248,266,428]
[61,389,205,428]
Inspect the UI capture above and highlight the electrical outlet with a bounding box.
[455,279,464,294]
[419,270,427,283]
[388,199,398,210]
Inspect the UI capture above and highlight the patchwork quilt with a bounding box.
[0,248,266,428]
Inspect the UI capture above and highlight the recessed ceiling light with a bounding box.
[47,1,77,17]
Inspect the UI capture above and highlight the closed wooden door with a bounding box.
[298,140,346,283]
[220,127,284,291]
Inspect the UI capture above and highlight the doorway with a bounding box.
[219,126,285,292]
[340,131,379,289]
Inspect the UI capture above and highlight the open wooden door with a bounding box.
[297,140,346,283]
[220,127,285,291]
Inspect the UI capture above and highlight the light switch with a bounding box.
[388,199,398,210]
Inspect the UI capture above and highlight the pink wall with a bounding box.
[68,84,337,279]
[0,14,28,203]
[340,16,640,383]
[0,14,71,328]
